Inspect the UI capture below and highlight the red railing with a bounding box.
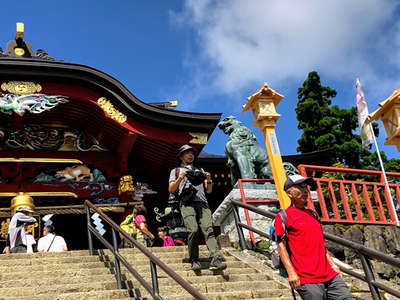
[237,166,400,244]
[237,178,277,245]
[298,165,400,225]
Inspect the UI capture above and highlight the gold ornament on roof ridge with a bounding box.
[97,97,127,123]
[1,81,42,95]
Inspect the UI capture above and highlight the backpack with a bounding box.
[269,209,320,276]
[269,210,288,275]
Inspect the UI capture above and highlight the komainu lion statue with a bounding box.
[218,116,272,186]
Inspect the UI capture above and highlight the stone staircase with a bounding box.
[102,245,294,299]
[0,250,131,300]
[3,245,376,300]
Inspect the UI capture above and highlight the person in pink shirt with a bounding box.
[157,226,175,247]
[133,204,154,247]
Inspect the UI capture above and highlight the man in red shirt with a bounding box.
[275,174,354,300]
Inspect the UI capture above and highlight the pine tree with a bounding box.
[296,71,381,169]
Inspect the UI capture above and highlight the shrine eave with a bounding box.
[0,57,221,133]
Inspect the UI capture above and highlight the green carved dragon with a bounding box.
[0,93,68,116]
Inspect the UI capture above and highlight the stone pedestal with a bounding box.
[213,188,318,244]
[212,188,279,243]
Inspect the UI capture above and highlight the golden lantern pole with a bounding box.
[243,83,291,209]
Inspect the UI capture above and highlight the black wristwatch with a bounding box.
[207,180,213,184]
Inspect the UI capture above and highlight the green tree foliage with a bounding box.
[296,71,396,171]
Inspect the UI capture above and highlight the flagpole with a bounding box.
[368,123,400,226]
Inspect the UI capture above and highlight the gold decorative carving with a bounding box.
[0,192,78,198]
[1,81,42,95]
[25,223,38,237]
[119,175,135,194]
[0,219,10,239]
[189,132,208,144]
[0,158,83,164]
[97,97,127,123]
[0,203,135,217]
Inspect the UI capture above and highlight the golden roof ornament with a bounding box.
[10,192,35,215]
[1,81,42,95]
[97,97,127,123]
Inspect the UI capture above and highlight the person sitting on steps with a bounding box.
[37,225,68,253]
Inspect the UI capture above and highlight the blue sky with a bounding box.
[1,0,399,160]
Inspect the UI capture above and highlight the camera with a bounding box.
[185,169,206,186]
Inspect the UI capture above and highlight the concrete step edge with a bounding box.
[0,280,118,295]
[0,289,131,300]
[0,266,111,280]
[0,274,117,287]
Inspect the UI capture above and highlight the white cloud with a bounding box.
[176,0,400,96]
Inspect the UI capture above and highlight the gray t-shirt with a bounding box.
[169,164,208,203]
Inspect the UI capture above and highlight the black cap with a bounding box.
[284,174,316,191]
[176,144,197,158]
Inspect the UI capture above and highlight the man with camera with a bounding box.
[169,144,226,271]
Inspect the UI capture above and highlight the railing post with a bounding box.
[150,260,160,297]
[85,203,94,255]
[232,204,248,250]
[111,227,123,289]
[358,252,382,300]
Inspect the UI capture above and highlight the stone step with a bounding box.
[0,281,118,298]
[124,266,260,278]
[1,289,131,300]
[0,260,106,274]
[127,272,272,285]
[0,250,89,260]
[0,274,116,289]
[122,260,248,273]
[0,266,111,281]
[119,245,208,254]
[129,280,284,295]
[159,288,292,300]
[0,255,100,267]
[105,255,237,266]
[108,249,214,260]
[244,298,294,300]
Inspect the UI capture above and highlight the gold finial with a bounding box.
[10,192,35,215]
[169,100,178,107]
[16,22,24,39]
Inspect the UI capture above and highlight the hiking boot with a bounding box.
[191,260,202,271]
[209,256,227,270]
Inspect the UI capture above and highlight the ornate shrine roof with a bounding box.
[0,24,222,182]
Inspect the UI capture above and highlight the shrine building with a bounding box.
[0,23,224,249]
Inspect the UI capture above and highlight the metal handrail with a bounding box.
[84,200,207,300]
[230,200,400,300]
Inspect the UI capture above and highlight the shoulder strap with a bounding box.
[46,235,57,253]
[278,210,288,234]
[306,208,320,222]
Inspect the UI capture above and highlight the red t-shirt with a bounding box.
[275,206,337,284]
